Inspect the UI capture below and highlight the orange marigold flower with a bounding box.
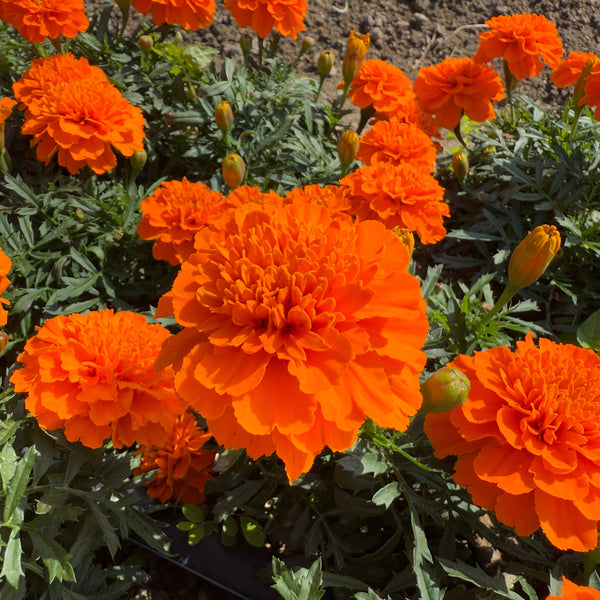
[0,0,88,43]
[137,178,228,265]
[225,184,284,208]
[155,202,428,483]
[414,57,504,131]
[13,54,145,175]
[0,98,16,124]
[474,13,563,81]
[577,63,600,120]
[424,333,600,552]
[223,0,307,40]
[10,309,184,450]
[341,59,415,115]
[340,163,449,244]
[0,248,11,327]
[131,0,215,29]
[357,119,437,172]
[135,410,215,504]
[283,184,353,221]
[551,51,600,89]
[549,578,600,600]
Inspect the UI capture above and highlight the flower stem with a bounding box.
[479,281,520,329]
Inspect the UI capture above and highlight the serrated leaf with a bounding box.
[4,447,35,523]
[1,530,23,589]
[28,531,75,584]
[371,482,402,509]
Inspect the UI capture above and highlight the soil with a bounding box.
[81,1,600,598]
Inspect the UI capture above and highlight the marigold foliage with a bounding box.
[10,309,183,450]
[135,410,215,504]
[132,0,215,29]
[155,201,428,483]
[13,54,145,175]
[414,57,504,130]
[223,0,308,39]
[424,333,600,552]
[474,13,563,80]
[0,0,88,43]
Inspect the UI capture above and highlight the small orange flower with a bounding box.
[13,54,145,175]
[131,0,215,29]
[414,57,504,130]
[137,178,228,265]
[340,163,449,243]
[474,13,563,81]
[223,0,307,39]
[551,51,600,89]
[424,333,600,552]
[0,0,88,43]
[0,98,16,124]
[577,63,600,120]
[357,119,437,172]
[283,184,353,221]
[10,309,184,450]
[0,248,11,327]
[135,410,215,504]
[155,202,428,483]
[341,59,415,115]
[549,578,600,600]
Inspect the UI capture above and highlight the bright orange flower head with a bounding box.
[474,13,563,81]
[549,578,600,600]
[342,59,415,115]
[13,54,145,175]
[577,63,600,120]
[223,0,307,39]
[414,57,504,130]
[283,184,353,221]
[0,248,11,327]
[137,178,228,265]
[131,0,215,29]
[135,410,215,504]
[551,51,600,89]
[225,184,284,208]
[0,98,16,124]
[424,333,600,552]
[340,163,449,244]
[155,202,428,483]
[374,97,442,143]
[0,0,88,43]
[357,119,437,172]
[10,309,184,450]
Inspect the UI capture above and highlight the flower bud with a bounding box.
[420,366,470,414]
[317,50,335,78]
[0,330,8,356]
[0,147,11,175]
[452,150,469,185]
[342,30,370,84]
[392,227,415,257]
[337,129,359,175]
[222,153,246,189]
[300,36,315,56]
[507,225,561,290]
[130,148,147,171]
[240,33,253,55]
[138,35,154,56]
[214,100,233,135]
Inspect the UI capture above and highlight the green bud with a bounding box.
[420,366,470,414]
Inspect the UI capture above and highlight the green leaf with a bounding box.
[577,309,600,351]
[28,531,75,584]
[371,482,402,509]
[181,504,204,524]
[4,446,35,523]
[188,525,206,546]
[240,515,265,548]
[0,530,23,589]
[271,557,325,600]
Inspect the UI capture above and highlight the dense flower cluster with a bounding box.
[131,0,215,29]
[10,310,183,449]
[155,201,428,482]
[135,410,215,504]
[414,57,504,130]
[224,0,308,39]
[475,13,563,80]
[137,178,228,265]
[340,163,448,243]
[424,334,600,551]
[0,248,11,327]
[13,54,145,174]
[0,0,88,43]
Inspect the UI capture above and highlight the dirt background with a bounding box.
[81,0,600,598]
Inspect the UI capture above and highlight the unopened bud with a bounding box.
[75,208,85,221]
[214,100,233,135]
[138,35,153,56]
[420,366,470,414]
[300,36,315,56]
[0,330,7,356]
[452,150,469,185]
[317,50,335,78]
[240,33,253,55]
[337,129,359,175]
[0,147,10,175]
[222,153,246,190]
[130,148,147,172]
[342,30,370,84]
[392,227,415,257]
[507,225,561,290]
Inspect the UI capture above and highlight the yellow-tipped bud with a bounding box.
[420,366,471,414]
[222,153,246,189]
[452,150,469,185]
[317,50,335,78]
[214,100,234,135]
[342,30,370,84]
[337,129,359,175]
[507,225,561,290]
[392,227,415,257]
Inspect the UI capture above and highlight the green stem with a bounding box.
[478,281,520,329]
[569,103,585,140]
[336,79,351,113]
[453,119,467,147]
[314,76,325,102]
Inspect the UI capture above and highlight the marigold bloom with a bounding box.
[549,578,600,600]
[226,185,284,208]
[474,13,563,81]
[0,0,88,43]
[357,119,437,172]
[137,178,228,265]
[342,30,370,84]
[340,163,449,243]
[551,51,600,89]
[223,0,307,39]
[414,57,504,130]
[0,97,16,123]
[135,410,215,504]
[14,54,145,175]
[131,0,215,29]
[0,248,11,327]
[578,63,600,120]
[155,202,428,483]
[342,59,414,115]
[424,333,600,551]
[10,309,183,450]
[283,184,353,221]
